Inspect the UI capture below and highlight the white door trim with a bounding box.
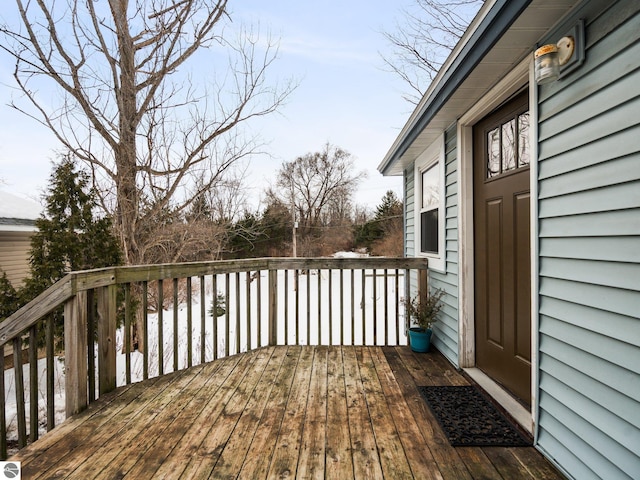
[456,56,537,426]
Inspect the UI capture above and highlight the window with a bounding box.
[486,111,529,179]
[414,135,445,271]
[420,164,439,254]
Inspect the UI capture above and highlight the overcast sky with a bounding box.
[0,1,416,212]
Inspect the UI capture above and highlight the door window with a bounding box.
[486,112,529,179]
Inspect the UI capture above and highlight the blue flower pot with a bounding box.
[409,328,433,353]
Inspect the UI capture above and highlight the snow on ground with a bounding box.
[3,267,406,443]
[333,250,369,258]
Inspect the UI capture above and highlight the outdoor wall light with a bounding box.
[534,37,573,84]
[534,20,585,85]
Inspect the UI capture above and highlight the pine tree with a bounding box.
[12,155,122,347]
[354,191,403,251]
[0,271,20,320]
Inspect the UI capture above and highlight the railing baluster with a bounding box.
[224,273,230,357]
[350,269,355,346]
[295,269,300,346]
[143,281,149,379]
[187,277,192,367]
[257,270,262,348]
[306,270,311,345]
[29,325,38,443]
[235,272,241,354]
[395,269,400,344]
[13,337,26,448]
[46,314,55,429]
[0,344,5,459]
[328,269,333,345]
[317,269,321,345]
[124,283,131,385]
[268,269,278,346]
[404,268,409,341]
[384,269,389,346]
[200,275,206,364]
[173,278,179,372]
[339,269,344,346]
[212,274,218,360]
[246,272,252,352]
[284,270,289,345]
[157,280,164,376]
[87,289,95,404]
[361,269,366,345]
[373,269,378,346]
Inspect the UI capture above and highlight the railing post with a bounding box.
[418,267,429,305]
[268,268,278,346]
[97,285,117,395]
[64,291,88,417]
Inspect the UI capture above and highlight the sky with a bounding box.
[0,1,416,213]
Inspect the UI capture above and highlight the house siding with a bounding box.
[429,125,460,366]
[535,2,640,479]
[404,125,460,366]
[0,231,34,287]
[404,166,415,258]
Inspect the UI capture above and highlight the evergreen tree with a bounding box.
[226,212,264,258]
[354,191,403,254]
[22,156,122,296]
[0,272,20,320]
[259,199,292,256]
[8,155,122,347]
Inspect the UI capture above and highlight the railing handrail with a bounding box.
[0,274,74,345]
[0,257,426,345]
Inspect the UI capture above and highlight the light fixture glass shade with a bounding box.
[535,44,559,84]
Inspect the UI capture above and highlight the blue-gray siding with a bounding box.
[404,125,460,366]
[536,2,640,479]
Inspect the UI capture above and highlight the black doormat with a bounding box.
[417,385,531,447]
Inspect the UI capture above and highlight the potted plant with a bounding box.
[405,289,444,352]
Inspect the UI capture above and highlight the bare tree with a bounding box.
[268,143,365,238]
[382,0,482,104]
[1,0,295,264]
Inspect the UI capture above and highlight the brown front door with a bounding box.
[473,91,531,405]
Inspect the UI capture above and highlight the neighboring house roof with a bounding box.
[0,190,41,232]
[378,0,580,176]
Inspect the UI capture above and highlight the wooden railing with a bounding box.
[0,256,428,458]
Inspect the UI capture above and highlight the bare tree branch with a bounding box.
[270,143,365,239]
[1,0,296,264]
[381,0,482,105]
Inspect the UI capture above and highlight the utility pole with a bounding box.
[292,220,298,258]
[293,215,298,291]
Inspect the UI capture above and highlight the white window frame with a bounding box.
[414,133,446,272]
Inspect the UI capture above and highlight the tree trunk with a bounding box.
[114,0,141,265]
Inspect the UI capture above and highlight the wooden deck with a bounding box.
[12,346,564,479]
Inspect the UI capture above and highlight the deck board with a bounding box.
[357,346,414,479]
[297,345,327,479]
[342,346,384,480]
[11,346,565,479]
[326,346,356,479]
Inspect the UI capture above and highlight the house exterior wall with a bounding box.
[404,124,461,366]
[0,230,34,287]
[535,2,640,479]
